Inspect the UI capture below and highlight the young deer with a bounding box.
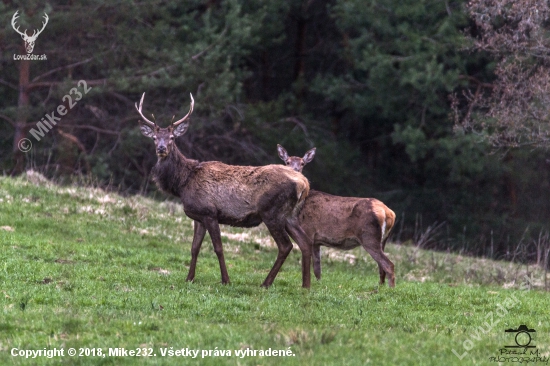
[277,144,396,287]
[136,93,313,288]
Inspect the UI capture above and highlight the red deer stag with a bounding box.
[135,93,313,288]
[277,144,396,287]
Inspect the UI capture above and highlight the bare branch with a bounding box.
[64,124,121,136]
[32,57,94,83]
[27,78,107,90]
[191,27,228,61]
[0,114,15,127]
[0,79,18,90]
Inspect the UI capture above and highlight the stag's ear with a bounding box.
[173,121,190,137]
[277,144,289,162]
[139,123,155,138]
[303,147,316,164]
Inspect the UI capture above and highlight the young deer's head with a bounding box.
[277,144,316,173]
[136,93,194,158]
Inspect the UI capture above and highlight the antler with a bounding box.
[28,13,48,40]
[172,93,194,127]
[135,93,156,128]
[11,11,48,40]
[11,11,27,37]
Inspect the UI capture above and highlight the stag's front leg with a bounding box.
[186,220,206,282]
[202,217,230,284]
[285,219,312,289]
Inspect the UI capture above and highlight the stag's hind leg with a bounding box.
[186,220,207,282]
[285,218,312,288]
[261,220,294,288]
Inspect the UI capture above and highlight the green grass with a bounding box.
[0,172,548,365]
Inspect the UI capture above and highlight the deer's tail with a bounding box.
[381,206,395,251]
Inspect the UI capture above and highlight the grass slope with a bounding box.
[0,172,548,365]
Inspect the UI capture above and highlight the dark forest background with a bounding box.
[1,0,549,262]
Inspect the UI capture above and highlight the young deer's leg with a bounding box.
[362,238,395,287]
[378,228,392,285]
[312,244,322,280]
[285,219,312,289]
[378,264,386,285]
[186,220,206,282]
[260,221,294,288]
[203,217,230,284]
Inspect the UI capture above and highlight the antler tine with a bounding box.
[11,11,27,37]
[34,13,49,37]
[172,93,194,127]
[135,92,156,127]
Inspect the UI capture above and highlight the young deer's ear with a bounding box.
[139,123,155,138]
[173,121,190,137]
[303,147,316,164]
[277,144,289,162]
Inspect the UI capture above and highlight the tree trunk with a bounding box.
[11,50,30,176]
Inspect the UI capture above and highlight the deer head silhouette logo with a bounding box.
[11,11,49,54]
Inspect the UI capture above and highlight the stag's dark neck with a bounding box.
[152,148,198,197]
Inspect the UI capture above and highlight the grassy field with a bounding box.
[0,172,548,365]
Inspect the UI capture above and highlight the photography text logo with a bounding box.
[488,325,548,364]
[11,10,48,61]
[18,80,92,153]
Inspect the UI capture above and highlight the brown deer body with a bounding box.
[136,93,313,288]
[277,144,395,287]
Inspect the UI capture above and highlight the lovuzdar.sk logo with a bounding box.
[11,10,48,60]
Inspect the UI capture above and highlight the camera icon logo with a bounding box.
[505,325,536,349]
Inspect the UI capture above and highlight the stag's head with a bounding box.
[277,144,316,173]
[136,93,194,159]
[11,11,49,54]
